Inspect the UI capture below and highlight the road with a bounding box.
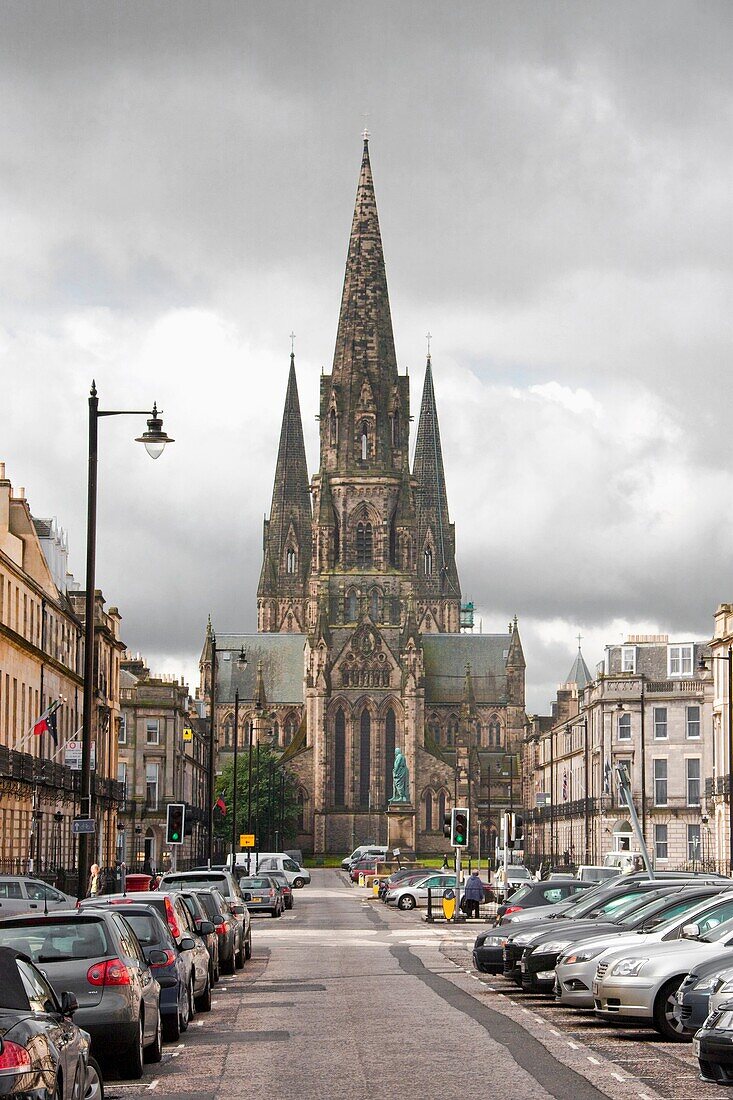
[107,871,704,1100]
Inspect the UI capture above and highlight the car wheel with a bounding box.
[120,1014,144,1079]
[144,1012,163,1064]
[235,940,245,968]
[222,949,235,975]
[179,983,190,1034]
[163,1006,180,1042]
[293,877,304,888]
[84,1057,104,1100]
[188,978,196,1020]
[653,977,693,1041]
[244,934,252,961]
[196,971,212,1012]
[398,895,416,911]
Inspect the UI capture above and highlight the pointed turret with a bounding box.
[506,616,526,670]
[413,355,461,608]
[257,353,312,631]
[566,643,592,690]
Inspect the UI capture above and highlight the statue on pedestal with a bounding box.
[390,748,410,803]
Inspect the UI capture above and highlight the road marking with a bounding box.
[567,1042,579,1049]
[149,1082,159,1091]
[549,1029,560,1036]
[195,1021,203,1027]
[611,1073,627,1082]
[587,1057,601,1065]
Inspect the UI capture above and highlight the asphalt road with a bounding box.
[106,871,704,1100]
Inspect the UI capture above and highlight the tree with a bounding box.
[214,746,299,851]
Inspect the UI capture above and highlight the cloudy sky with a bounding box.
[2,1,732,712]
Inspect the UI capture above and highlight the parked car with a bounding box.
[255,855,311,888]
[103,901,196,1042]
[556,885,732,1008]
[194,888,242,974]
[0,945,102,1099]
[80,891,212,1018]
[496,879,592,920]
[237,876,284,918]
[378,868,432,901]
[386,874,458,911]
[575,865,621,883]
[170,890,219,988]
[157,871,250,967]
[263,870,293,910]
[0,909,162,1077]
[673,956,733,1035]
[593,907,733,1040]
[494,865,532,899]
[341,845,388,871]
[0,878,76,917]
[694,997,733,1084]
[350,858,387,883]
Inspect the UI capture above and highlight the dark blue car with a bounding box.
[673,950,733,1033]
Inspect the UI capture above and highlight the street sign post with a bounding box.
[71,818,96,835]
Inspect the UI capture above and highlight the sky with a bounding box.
[1,1,732,713]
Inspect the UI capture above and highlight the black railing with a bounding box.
[0,746,124,805]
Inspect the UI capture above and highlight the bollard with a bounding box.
[426,887,434,922]
[358,872,365,887]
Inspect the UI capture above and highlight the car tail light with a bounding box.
[87,957,131,986]
[149,949,176,969]
[0,1040,32,1073]
[268,889,275,898]
[504,906,523,915]
[216,921,230,935]
[164,897,182,939]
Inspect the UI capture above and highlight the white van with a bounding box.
[228,852,311,887]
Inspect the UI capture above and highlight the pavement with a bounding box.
[104,870,711,1100]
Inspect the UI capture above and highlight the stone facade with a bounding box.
[523,636,713,870]
[202,140,526,856]
[706,604,733,870]
[0,462,124,873]
[118,655,207,872]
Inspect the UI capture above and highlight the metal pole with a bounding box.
[583,715,590,864]
[231,689,239,862]
[728,647,733,875]
[254,742,260,869]
[549,729,555,868]
[246,721,253,873]
[208,634,217,868]
[454,846,462,922]
[78,383,99,901]
[640,677,646,844]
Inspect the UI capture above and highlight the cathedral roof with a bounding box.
[214,634,305,704]
[423,634,513,705]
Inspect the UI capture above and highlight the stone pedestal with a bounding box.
[386,804,416,856]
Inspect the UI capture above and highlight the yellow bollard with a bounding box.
[442,889,456,921]
[358,872,365,887]
[372,877,380,896]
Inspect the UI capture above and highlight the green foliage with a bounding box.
[214,747,299,850]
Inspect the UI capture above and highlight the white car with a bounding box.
[592,909,733,1040]
[256,855,311,888]
[387,873,456,911]
[341,845,388,871]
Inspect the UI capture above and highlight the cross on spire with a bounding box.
[577,632,583,650]
[426,331,432,359]
[290,331,296,355]
[362,112,370,142]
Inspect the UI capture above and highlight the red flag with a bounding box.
[215,796,226,815]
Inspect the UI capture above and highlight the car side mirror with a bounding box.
[233,901,247,912]
[60,991,78,1015]
[197,920,215,936]
[681,922,701,939]
[146,949,169,966]
[179,936,196,951]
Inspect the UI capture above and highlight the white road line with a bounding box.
[148,1081,159,1091]
[549,1029,560,1036]
[611,1073,628,1082]
[567,1042,579,1049]
[587,1057,601,1065]
[195,1021,203,1027]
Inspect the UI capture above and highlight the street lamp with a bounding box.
[231,646,248,860]
[78,381,173,901]
[698,648,733,873]
[207,632,249,867]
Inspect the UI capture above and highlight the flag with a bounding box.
[603,758,612,794]
[33,700,61,742]
[215,795,227,815]
[562,771,568,802]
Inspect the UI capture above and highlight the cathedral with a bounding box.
[201,138,526,856]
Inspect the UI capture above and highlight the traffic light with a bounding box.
[166,803,186,845]
[513,814,524,845]
[450,807,469,847]
[443,813,452,839]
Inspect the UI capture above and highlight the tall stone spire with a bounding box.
[257,353,312,631]
[413,355,460,599]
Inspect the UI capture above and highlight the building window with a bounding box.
[617,713,631,741]
[345,590,358,621]
[118,715,127,744]
[621,646,636,673]
[286,548,296,574]
[334,709,346,807]
[653,759,668,806]
[369,588,380,621]
[687,823,702,863]
[385,707,396,801]
[424,547,433,576]
[668,644,693,677]
[617,758,632,807]
[146,719,160,745]
[359,710,371,809]
[424,789,433,832]
[686,705,701,739]
[653,707,667,740]
[686,758,701,806]
[356,523,373,567]
[654,823,668,861]
[329,409,338,446]
[438,789,447,823]
[117,761,126,798]
[360,422,370,461]
[391,414,400,448]
[145,763,159,810]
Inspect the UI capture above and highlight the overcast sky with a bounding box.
[2,1,732,712]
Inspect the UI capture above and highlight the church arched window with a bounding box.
[488,715,501,748]
[359,710,371,808]
[424,789,433,832]
[345,589,358,621]
[438,788,448,824]
[356,523,373,567]
[329,408,338,446]
[284,713,298,746]
[334,709,346,807]
[286,548,296,574]
[385,707,396,801]
[369,587,381,621]
[360,421,370,461]
[424,546,433,575]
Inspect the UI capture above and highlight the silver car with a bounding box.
[0,877,76,916]
[386,873,456,910]
[593,909,733,1040]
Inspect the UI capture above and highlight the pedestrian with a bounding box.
[87,863,101,898]
[463,869,484,919]
[441,853,449,871]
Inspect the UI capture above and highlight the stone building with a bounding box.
[118,655,207,871]
[201,138,526,856]
[0,462,124,874]
[524,636,713,870]
[705,604,733,870]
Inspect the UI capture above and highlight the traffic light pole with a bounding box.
[454,847,462,922]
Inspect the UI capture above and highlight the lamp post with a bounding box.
[699,648,733,873]
[230,647,248,861]
[77,382,173,901]
[207,633,247,867]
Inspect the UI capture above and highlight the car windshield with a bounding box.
[699,912,733,943]
[163,875,229,893]
[613,893,675,926]
[0,920,110,963]
[239,878,271,889]
[505,884,534,903]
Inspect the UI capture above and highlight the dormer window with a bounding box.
[286,548,297,574]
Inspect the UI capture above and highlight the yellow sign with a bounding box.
[182,726,193,742]
[239,834,255,848]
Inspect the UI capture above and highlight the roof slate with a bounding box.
[423,634,511,705]
[215,634,305,704]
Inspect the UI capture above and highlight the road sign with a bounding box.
[182,725,193,742]
[239,834,255,848]
[72,817,96,835]
[65,741,96,771]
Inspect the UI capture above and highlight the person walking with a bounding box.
[87,863,101,898]
[463,869,484,919]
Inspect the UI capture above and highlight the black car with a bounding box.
[674,951,733,1034]
[170,890,219,991]
[0,945,103,1099]
[696,999,733,1084]
[496,879,592,920]
[194,889,240,975]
